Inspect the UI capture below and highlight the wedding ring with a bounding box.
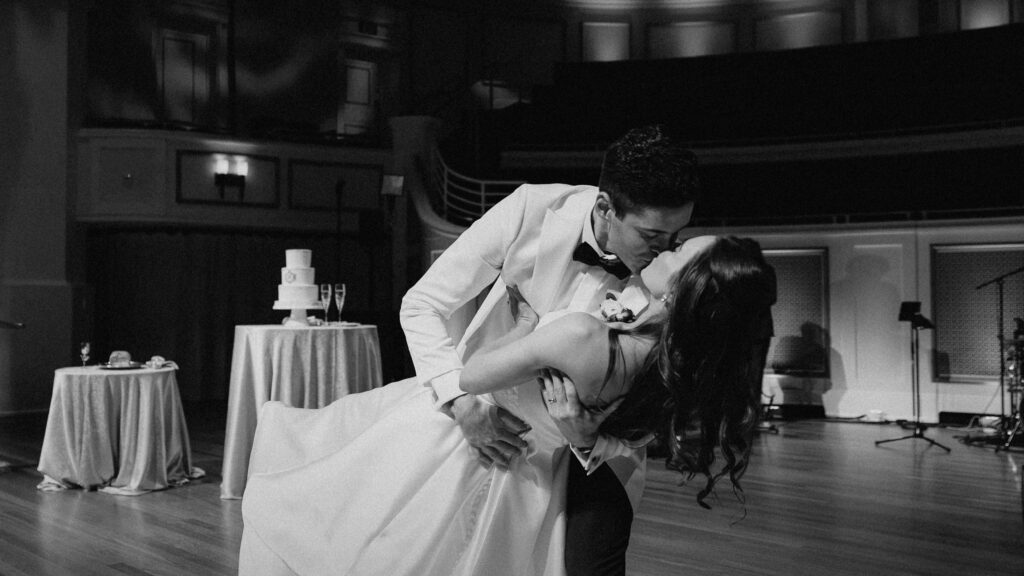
[546,398,555,404]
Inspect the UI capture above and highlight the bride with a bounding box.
[239,235,775,575]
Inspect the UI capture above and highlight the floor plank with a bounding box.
[1,410,1022,575]
[630,421,1024,576]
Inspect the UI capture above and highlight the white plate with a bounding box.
[98,362,144,370]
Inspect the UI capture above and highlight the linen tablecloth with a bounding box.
[220,324,384,499]
[37,366,200,495]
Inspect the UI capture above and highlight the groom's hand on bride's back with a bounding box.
[449,395,530,470]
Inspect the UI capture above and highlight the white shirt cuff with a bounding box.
[570,434,613,474]
[430,370,467,412]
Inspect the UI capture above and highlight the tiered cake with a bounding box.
[273,249,320,311]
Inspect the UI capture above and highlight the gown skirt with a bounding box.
[239,376,571,576]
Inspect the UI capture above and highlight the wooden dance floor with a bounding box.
[0,408,1022,576]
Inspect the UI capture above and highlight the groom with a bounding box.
[400,125,701,575]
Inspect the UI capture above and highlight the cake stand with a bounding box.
[274,302,321,326]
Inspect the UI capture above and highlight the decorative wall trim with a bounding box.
[175,150,280,207]
[77,128,391,233]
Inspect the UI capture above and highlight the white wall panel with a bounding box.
[867,0,919,39]
[581,22,630,61]
[755,11,844,51]
[961,0,1011,30]
[647,21,736,58]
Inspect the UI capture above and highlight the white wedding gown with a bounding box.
[239,371,572,575]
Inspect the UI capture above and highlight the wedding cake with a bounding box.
[273,249,320,310]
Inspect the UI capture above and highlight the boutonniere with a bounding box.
[599,285,649,323]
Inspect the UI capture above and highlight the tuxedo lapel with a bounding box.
[461,187,596,360]
[530,191,595,315]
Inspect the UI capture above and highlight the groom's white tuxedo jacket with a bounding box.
[400,183,646,509]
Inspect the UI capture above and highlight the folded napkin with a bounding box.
[300,317,360,327]
[146,356,179,369]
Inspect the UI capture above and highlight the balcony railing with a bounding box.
[428,148,523,225]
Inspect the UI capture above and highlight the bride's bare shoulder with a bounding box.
[541,312,607,340]
[534,313,615,391]
[534,313,609,365]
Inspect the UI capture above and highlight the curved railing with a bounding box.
[427,147,523,225]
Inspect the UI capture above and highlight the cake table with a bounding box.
[220,323,384,499]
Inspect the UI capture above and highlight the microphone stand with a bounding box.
[1002,316,1024,450]
[976,265,1024,451]
[335,178,345,282]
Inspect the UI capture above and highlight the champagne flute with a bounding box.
[333,283,346,323]
[79,341,91,366]
[319,283,332,324]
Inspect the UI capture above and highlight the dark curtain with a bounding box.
[85,226,407,404]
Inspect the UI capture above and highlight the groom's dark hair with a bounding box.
[599,124,701,215]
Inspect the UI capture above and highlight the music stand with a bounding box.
[876,302,951,452]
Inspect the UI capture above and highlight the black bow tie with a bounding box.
[573,243,631,279]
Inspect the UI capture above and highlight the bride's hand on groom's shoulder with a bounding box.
[539,369,623,449]
[506,285,538,329]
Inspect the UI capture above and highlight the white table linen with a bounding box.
[220,324,384,499]
[37,366,200,496]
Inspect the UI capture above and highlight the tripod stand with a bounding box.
[876,302,951,452]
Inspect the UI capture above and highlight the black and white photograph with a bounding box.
[1,1,1023,574]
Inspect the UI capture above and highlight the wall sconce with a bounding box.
[214,156,248,199]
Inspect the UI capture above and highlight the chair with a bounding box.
[758,392,780,434]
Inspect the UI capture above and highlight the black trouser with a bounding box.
[564,458,633,576]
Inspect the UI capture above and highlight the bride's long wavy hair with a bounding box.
[600,236,776,508]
